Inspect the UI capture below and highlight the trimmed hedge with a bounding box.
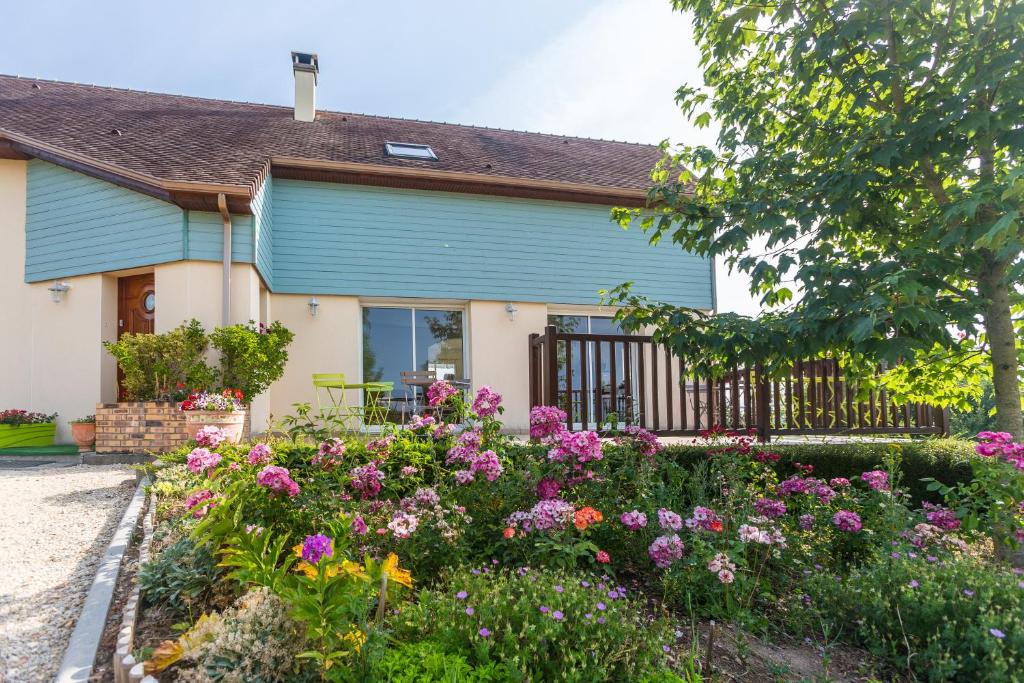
[509,438,975,505]
[659,438,976,505]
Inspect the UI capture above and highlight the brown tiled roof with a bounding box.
[0,74,660,209]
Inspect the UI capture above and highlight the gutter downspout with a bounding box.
[217,193,231,326]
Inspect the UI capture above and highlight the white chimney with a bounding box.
[291,51,319,122]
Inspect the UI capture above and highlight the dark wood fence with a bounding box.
[528,326,948,439]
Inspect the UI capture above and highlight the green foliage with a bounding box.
[209,320,294,401]
[396,567,677,682]
[607,0,1024,432]
[369,641,513,682]
[102,320,214,400]
[950,379,999,437]
[139,537,221,617]
[807,554,1024,681]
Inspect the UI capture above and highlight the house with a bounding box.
[0,54,714,440]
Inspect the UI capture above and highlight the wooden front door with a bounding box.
[117,274,155,399]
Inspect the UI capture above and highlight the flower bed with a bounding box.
[132,383,1024,682]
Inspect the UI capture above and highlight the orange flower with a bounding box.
[503,527,516,539]
[710,520,724,533]
[574,506,603,531]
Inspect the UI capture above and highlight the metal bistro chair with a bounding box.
[312,373,351,430]
[400,370,436,417]
[344,381,394,433]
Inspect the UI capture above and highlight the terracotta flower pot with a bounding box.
[183,411,246,444]
[70,422,96,452]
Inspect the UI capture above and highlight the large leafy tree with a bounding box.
[610,0,1024,436]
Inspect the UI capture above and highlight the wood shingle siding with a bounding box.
[24,160,184,282]
[270,179,713,307]
[184,211,255,264]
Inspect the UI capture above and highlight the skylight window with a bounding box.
[385,141,437,160]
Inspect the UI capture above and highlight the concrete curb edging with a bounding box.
[113,492,158,683]
[54,477,149,683]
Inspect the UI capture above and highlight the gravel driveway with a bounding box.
[0,464,137,683]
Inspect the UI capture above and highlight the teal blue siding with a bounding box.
[252,176,273,285]
[271,180,713,307]
[24,160,183,282]
[185,212,255,264]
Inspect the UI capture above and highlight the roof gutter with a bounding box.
[217,193,231,327]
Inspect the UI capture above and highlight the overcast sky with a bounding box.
[0,0,758,315]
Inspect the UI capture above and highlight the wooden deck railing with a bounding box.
[528,326,948,439]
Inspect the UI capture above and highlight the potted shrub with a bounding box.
[180,389,246,443]
[0,410,58,448]
[70,415,97,452]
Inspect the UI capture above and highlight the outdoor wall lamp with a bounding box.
[308,296,320,317]
[505,303,518,322]
[48,281,71,303]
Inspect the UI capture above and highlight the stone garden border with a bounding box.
[112,491,158,683]
[55,476,150,683]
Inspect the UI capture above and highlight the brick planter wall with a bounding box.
[95,402,252,454]
[95,402,189,454]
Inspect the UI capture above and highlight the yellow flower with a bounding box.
[342,559,368,580]
[342,628,367,653]
[295,560,341,579]
[381,553,412,589]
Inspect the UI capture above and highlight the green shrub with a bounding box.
[139,537,221,617]
[807,554,1024,681]
[396,566,677,682]
[654,439,976,504]
[103,320,214,401]
[369,641,513,682]
[209,320,294,401]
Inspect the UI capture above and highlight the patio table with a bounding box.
[312,375,393,432]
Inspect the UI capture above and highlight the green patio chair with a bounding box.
[348,382,395,433]
[312,373,351,429]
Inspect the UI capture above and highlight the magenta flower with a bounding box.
[861,470,890,491]
[754,497,787,519]
[194,425,226,448]
[798,514,815,530]
[185,489,216,518]
[658,508,684,531]
[469,450,503,481]
[549,430,603,464]
[478,628,491,638]
[648,534,684,568]
[529,405,568,441]
[349,462,384,499]
[427,380,459,406]
[832,510,862,532]
[351,515,368,535]
[301,534,333,563]
[620,510,648,530]
[387,511,419,538]
[472,385,503,417]
[624,425,663,456]
[536,477,562,500]
[453,469,475,485]
[256,465,300,497]
[247,443,272,465]
[186,447,222,475]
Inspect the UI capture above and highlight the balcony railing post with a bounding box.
[755,364,771,442]
[528,333,540,408]
[543,325,559,410]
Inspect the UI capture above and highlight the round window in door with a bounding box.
[143,292,156,313]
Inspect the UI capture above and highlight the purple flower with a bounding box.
[478,627,491,638]
[754,497,787,519]
[832,510,862,533]
[908,580,919,588]
[861,470,890,491]
[597,616,605,624]
[247,443,272,465]
[964,589,975,597]
[662,645,671,653]
[351,515,368,535]
[256,465,300,497]
[657,508,684,531]
[648,534,685,568]
[536,477,562,500]
[456,591,468,600]
[990,628,1005,639]
[465,607,475,616]
[554,585,563,593]
[301,534,333,564]
[798,514,815,531]
[539,605,549,614]
[620,510,648,530]
[596,602,607,611]
[552,610,564,620]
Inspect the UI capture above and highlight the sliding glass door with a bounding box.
[363,307,465,418]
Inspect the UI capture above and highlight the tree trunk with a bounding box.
[980,263,1023,440]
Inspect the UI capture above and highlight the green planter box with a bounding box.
[0,423,57,448]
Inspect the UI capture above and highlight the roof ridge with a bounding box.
[0,73,657,148]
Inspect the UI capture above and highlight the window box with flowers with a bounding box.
[0,410,58,448]
[180,389,247,444]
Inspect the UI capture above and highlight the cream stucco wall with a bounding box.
[0,161,118,442]
[266,294,362,423]
[468,300,548,431]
